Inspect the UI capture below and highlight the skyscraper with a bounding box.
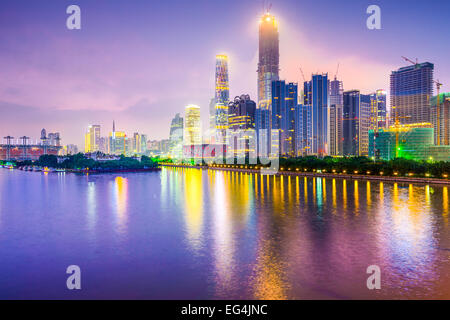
[271,80,298,156]
[184,105,201,146]
[84,125,100,153]
[329,77,344,156]
[228,95,257,159]
[169,113,184,159]
[304,74,329,155]
[109,121,126,155]
[214,55,229,144]
[329,104,343,156]
[295,104,312,156]
[390,62,434,125]
[369,90,387,131]
[342,91,371,156]
[257,11,279,111]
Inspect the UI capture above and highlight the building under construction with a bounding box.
[368,123,450,161]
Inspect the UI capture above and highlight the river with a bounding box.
[0,167,449,299]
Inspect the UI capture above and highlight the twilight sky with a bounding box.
[1,0,449,147]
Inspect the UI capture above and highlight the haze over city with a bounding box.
[0,0,449,147]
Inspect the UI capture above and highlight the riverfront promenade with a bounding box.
[160,163,450,185]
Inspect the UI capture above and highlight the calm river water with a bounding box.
[0,167,449,299]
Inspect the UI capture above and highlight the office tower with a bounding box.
[431,93,450,145]
[140,134,148,154]
[369,90,387,131]
[228,95,257,159]
[304,74,329,155]
[271,81,298,156]
[390,62,434,125]
[184,105,201,146]
[209,98,216,142]
[329,77,344,156]
[295,104,312,156]
[329,104,343,156]
[343,91,371,156]
[169,113,184,159]
[133,133,141,154]
[109,121,126,155]
[214,55,229,144]
[257,11,279,111]
[256,10,279,156]
[84,125,100,153]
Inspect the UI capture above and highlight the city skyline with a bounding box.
[1,0,449,148]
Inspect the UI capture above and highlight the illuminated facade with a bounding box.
[329,77,344,156]
[295,104,312,156]
[431,93,450,146]
[228,95,257,159]
[271,81,298,156]
[109,121,126,155]
[343,90,371,156]
[184,105,201,146]
[214,55,229,144]
[390,62,434,125]
[368,123,450,161]
[84,125,101,153]
[256,11,279,155]
[369,90,387,131]
[304,74,329,155]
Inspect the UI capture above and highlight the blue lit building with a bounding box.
[304,74,328,155]
[271,80,298,156]
[295,104,312,156]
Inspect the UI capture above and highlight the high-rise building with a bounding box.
[431,92,450,146]
[369,90,387,131]
[390,62,434,125]
[133,132,141,154]
[84,125,100,153]
[304,74,329,155]
[271,81,298,156]
[257,11,279,112]
[214,55,229,144]
[169,113,184,159]
[329,104,343,156]
[184,105,201,146]
[342,91,371,156]
[140,134,148,154]
[109,121,126,155]
[295,104,312,156]
[228,95,256,159]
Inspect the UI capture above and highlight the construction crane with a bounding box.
[391,107,412,158]
[401,56,419,66]
[299,67,306,83]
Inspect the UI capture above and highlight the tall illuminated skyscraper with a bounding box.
[84,125,100,153]
[257,11,279,110]
[256,11,279,155]
[184,105,201,146]
[214,55,229,144]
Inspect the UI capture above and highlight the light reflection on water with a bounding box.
[0,168,449,299]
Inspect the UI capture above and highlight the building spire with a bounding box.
[113,120,115,133]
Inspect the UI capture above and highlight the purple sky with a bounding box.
[1,0,449,147]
